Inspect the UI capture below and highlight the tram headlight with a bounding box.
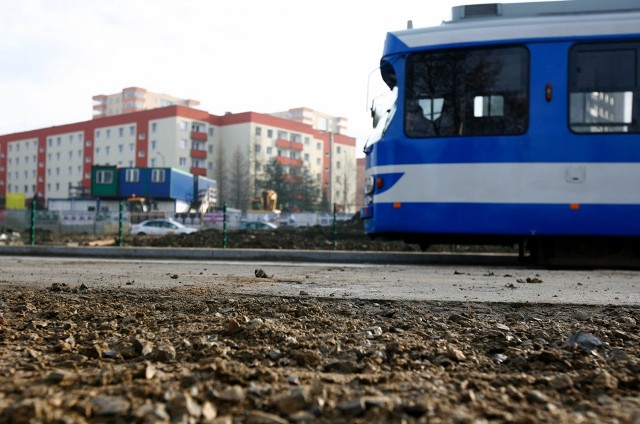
[365,175,375,195]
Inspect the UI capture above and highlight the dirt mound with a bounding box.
[128,218,422,251]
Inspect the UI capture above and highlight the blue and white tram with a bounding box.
[361,0,640,255]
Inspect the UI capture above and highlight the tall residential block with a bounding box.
[92,87,200,119]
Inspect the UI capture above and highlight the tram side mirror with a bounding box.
[365,87,398,151]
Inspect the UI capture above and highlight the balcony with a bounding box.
[276,156,303,167]
[190,149,207,159]
[191,131,208,141]
[190,167,207,176]
[275,139,303,150]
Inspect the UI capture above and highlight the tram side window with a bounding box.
[405,46,528,137]
[569,43,638,133]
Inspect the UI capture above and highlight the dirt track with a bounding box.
[2,222,639,423]
[1,272,639,423]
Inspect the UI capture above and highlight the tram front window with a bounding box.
[405,46,529,138]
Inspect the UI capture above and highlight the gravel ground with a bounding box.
[1,282,639,423]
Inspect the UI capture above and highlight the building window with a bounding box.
[179,157,187,166]
[106,129,111,138]
[266,147,272,155]
[151,168,166,183]
[316,142,321,150]
[119,127,124,137]
[151,140,157,150]
[151,122,157,133]
[95,130,101,139]
[138,150,145,157]
[267,129,273,138]
[130,126,135,136]
[125,168,139,182]
[255,144,261,153]
[255,127,262,136]
[118,144,124,153]
[179,121,187,131]
[208,128,215,137]
[180,139,188,149]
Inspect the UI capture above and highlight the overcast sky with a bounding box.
[1,0,540,155]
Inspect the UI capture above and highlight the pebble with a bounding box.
[91,396,131,416]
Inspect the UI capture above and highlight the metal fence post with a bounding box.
[223,203,228,249]
[333,203,337,251]
[118,200,124,247]
[30,198,36,246]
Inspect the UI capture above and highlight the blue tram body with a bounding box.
[362,0,640,249]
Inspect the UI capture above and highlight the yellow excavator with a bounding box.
[249,189,280,213]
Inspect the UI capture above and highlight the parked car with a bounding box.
[239,221,278,231]
[130,218,198,236]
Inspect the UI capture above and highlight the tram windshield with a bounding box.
[405,46,529,137]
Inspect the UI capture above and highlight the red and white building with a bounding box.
[0,104,357,212]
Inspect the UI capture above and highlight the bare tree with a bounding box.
[337,154,356,213]
[214,142,228,208]
[228,146,251,211]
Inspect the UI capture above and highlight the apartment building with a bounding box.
[270,107,349,135]
[92,87,200,119]
[0,105,357,212]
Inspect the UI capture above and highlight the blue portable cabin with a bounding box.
[194,175,216,198]
[194,175,217,201]
[362,0,640,252]
[117,167,195,202]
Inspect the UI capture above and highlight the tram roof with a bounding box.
[387,0,640,52]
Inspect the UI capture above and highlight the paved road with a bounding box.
[2,255,639,305]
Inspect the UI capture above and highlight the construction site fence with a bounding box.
[0,208,355,239]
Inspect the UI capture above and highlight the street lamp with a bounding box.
[156,151,166,167]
